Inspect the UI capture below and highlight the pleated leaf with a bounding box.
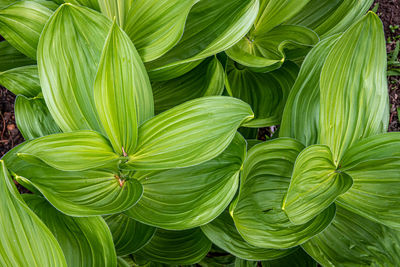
[17,131,120,171]
[24,194,117,267]
[0,41,36,72]
[302,206,400,266]
[225,60,298,128]
[94,21,153,156]
[65,0,100,10]
[125,133,245,230]
[38,3,111,132]
[3,144,143,216]
[105,213,156,256]
[280,34,340,146]
[146,0,259,79]
[283,145,352,225]
[0,65,40,97]
[124,96,254,170]
[0,0,57,59]
[337,132,400,230]
[201,210,295,261]
[319,12,388,164]
[135,228,211,265]
[0,161,67,267]
[97,0,132,27]
[230,138,336,249]
[15,96,61,140]
[152,57,224,114]
[125,0,199,62]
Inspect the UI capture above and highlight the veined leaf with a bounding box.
[0,41,36,71]
[230,138,336,249]
[146,0,259,80]
[125,0,199,62]
[0,0,15,9]
[0,65,40,97]
[201,210,295,261]
[124,96,254,170]
[0,0,57,59]
[283,145,352,225]
[280,34,340,145]
[262,248,317,267]
[0,161,67,267]
[94,21,153,156]
[98,0,132,27]
[319,12,388,164]
[38,3,111,132]
[125,133,246,230]
[105,213,156,256]
[15,96,61,140]
[17,131,120,171]
[152,57,224,114]
[302,205,400,266]
[3,143,143,216]
[24,194,117,267]
[337,133,400,230]
[64,0,100,10]
[135,228,211,265]
[225,60,298,128]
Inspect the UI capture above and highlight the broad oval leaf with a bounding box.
[105,213,156,256]
[0,0,57,59]
[15,96,61,140]
[94,21,153,156]
[125,0,199,62]
[146,0,259,80]
[17,131,120,171]
[283,145,353,225]
[0,161,67,267]
[0,41,36,72]
[337,132,400,230]
[0,65,40,97]
[230,138,336,249]
[38,3,111,132]
[201,210,295,261]
[135,228,211,265]
[3,143,144,216]
[319,12,388,164]
[124,96,254,170]
[125,133,246,230]
[225,60,298,128]
[152,56,224,114]
[24,194,117,267]
[302,205,400,266]
[280,34,340,145]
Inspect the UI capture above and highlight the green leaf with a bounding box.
[17,131,120,171]
[94,21,153,156]
[38,3,111,133]
[125,0,199,62]
[225,60,298,128]
[0,41,36,72]
[0,0,57,59]
[146,0,259,80]
[262,248,317,267]
[135,228,212,265]
[230,138,336,249]
[23,194,117,267]
[0,0,16,9]
[0,161,67,267]
[3,143,144,216]
[0,65,40,97]
[15,96,61,140]
[302,205,400,266]
[287,0,374,38]
[336,132,400,230]
[65,0,100,10]
[105,213,156,256]
[283,145,352,225]
[201,210,295,261]
[280,34,340,145]
[124,96,254,170]
[152,57,224,114]
[319,12,388,164]
[97,0,132,27]
[125,133,246,230]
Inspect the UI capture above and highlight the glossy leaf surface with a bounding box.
[0,65,40,97]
